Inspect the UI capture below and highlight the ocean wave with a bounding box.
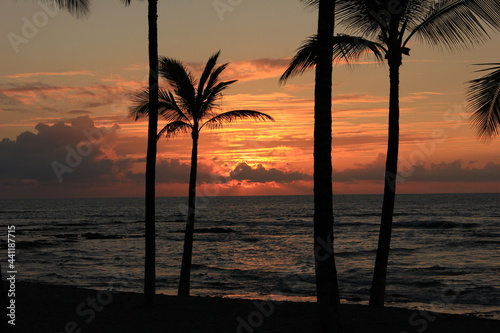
[82,232,122,239]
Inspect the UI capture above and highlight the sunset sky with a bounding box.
[1,0,499,199]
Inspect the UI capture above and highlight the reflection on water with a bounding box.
[0,193,499,319]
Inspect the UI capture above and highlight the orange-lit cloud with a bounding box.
[4,70,96,79]
[0,116,316,199]
[0,80,137,112]
[230,162,311,183]
[2,115,498,200]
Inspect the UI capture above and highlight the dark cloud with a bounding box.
[333,153,385,182]
[0,116,124,184]
[230,163,311,183]
[406,160,500,182]
[333,153,500,183]
[153,159,229,184]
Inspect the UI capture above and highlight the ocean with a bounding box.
[1,193,499,319]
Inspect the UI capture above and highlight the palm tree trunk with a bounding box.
[313,1,342,332]
[369,56,401,307]
[178,130,199,296]
[144,0,159,307]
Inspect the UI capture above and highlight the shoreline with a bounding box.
[11,281,500,332]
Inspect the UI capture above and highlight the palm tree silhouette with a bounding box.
[23,0,159,307]
[280,1,382,330]
[308,1,342,331]
[119,0,159,308]
[141,0,158,308]
[466,63,500,141]
[54,0,159,307]
[281,0,499,307]
[131,51,274,297]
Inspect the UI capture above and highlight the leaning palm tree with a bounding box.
[282,0,499,307]
[466,63,500,141]
[131,51,274,297]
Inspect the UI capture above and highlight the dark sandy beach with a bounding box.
[8,281,499,332]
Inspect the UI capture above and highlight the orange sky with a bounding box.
[1,1,499,199]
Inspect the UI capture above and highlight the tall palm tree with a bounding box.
[33,0,158,307]
[51,0,158,307]
[117,0,159,307]
[310,1,342,331]
[131,51,274,297]
[281,1,382,330]
[282,0,499,308]
[466,63,500,141]
[142,0,158,307]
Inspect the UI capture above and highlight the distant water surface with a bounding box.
[0,193,499,319]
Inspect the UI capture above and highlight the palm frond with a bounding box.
[197,51,221,105]
[44,0,91,17]
[201,80,237,114]
[299,0,319,9]
[404,0,499,51]
[119,0,134,5]
[133,51,273,139]
[466,63,500,141]
[198,64,231,118]
[400,1,435,33]
[203,63,229,94]
[201,110,275,130]
[129,88,189,123]
[158,121,193,140]
[280,36,318,83]
[333,33,385,64]
[158,89,191,123]
[129,88,150,120]
[466,0,500,30]
[159,56,197,114]
[336,0,389,40]
[280,34,385,83]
